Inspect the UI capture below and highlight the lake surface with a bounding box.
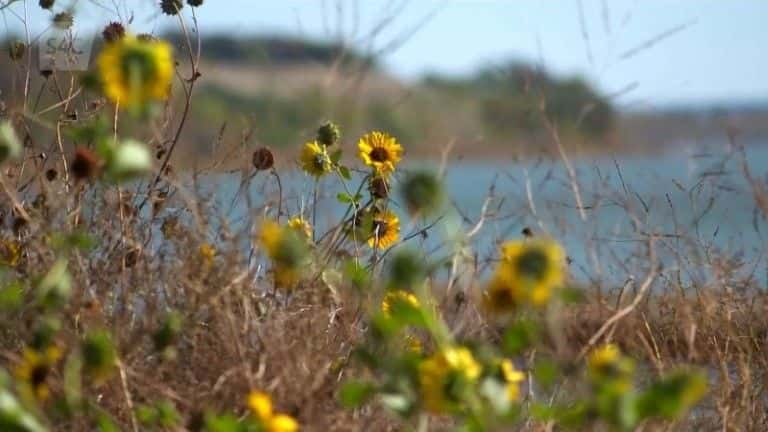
[203,141,768,288]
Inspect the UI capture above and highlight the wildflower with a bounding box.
[359,210,400,249]
[198,243,215,269]
[418,346,482,413]
[368,176,389,199]
[0,120,22,163]
[248,391,273,421]
[316,121,340,147]
[252,147,275,171]
[381,290,420,316]
[587,344,635,394]
[299,141,331,177]
[259,220,309,288]
[102,22,126,43]
[485,239,566,310]
[81,330,117,383]
[287,216,312,239]
[106,139,152,180]
[400,170,444,216]
[160,0,183,15]
[15,345,62,401]
[8,40,25,62]
[358,131,403,176]
[247,391,299,432]
[52,12,74,30]
[499,359,525,402]
[97,35,174,109]
[0,239,21,267]
[70,147,100,180]
[267,414,299,432]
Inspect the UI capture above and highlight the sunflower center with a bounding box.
[30,365,50,387]
[369,147,390,163]
[372,219,389,237]
[515,249,549,280]
[121,47,157,85]
[313,154,327,170]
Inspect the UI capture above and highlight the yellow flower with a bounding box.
[198,243,215,268]
[248,391,273,422]
[486,239,565,310]
[267,414,299,432]
[363,210,400,249]
[258,220,309,288]
[418,346,482,413]
[287,216,312,239]
[499,359,525,401]
[14,345,63,401]
[358,131,403,176]
[259,220,283,259]
[587,344,635,393]
[381,290,420,316]
[247,391,299,432]
[97,35,174,108]
[300,141,331,177]
[0,239,21,267]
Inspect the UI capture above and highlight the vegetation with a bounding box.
[0,1,765,431]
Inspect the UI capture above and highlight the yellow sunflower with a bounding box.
[381,290,420,316]
[486,239,566,309]
[365,210,400,249]
[247,391,299,432]
[358,131,403,176]
[499,359,526,402]
[418,346,482,413]
[97,35,174,109]
[287,216,312,239]
[0,238,21,267]
[15,345,63,401]
[300,141,331,177]
[587,344,635,393]
[258,220,309,288]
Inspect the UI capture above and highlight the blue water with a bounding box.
[201,142,768,288]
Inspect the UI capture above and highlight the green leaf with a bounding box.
[339,381,376,408]
[559,286,585,304]
[336,193,353,204]
[330,149,343,164]
[502,319,539,355]
[343,260,370,291]
[636,370,707,420]
[532,359,559,390]
[0,281,23,310]
[338,165,352,180]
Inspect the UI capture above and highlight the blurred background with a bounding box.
[4,0,768,280]
[8,0,768,161]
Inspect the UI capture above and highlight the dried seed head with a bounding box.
[160,0,183,15]
[252,147,275,171]
[316,121,340,147]
[45,168,58,182]
[8,41,26,62]
[52,12,74,30]
[188,0,204,6]
[71,148,100,181]
[39,0,55,10]
[102,22,126,43]
[369,176,389,199]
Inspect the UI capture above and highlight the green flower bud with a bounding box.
[81,330,117,382]
[316,121,340,146]
[399,169,444,216]
[0,121,22,163]
[107,139,152,180]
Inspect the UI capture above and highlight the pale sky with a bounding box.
[6,0,768,108]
